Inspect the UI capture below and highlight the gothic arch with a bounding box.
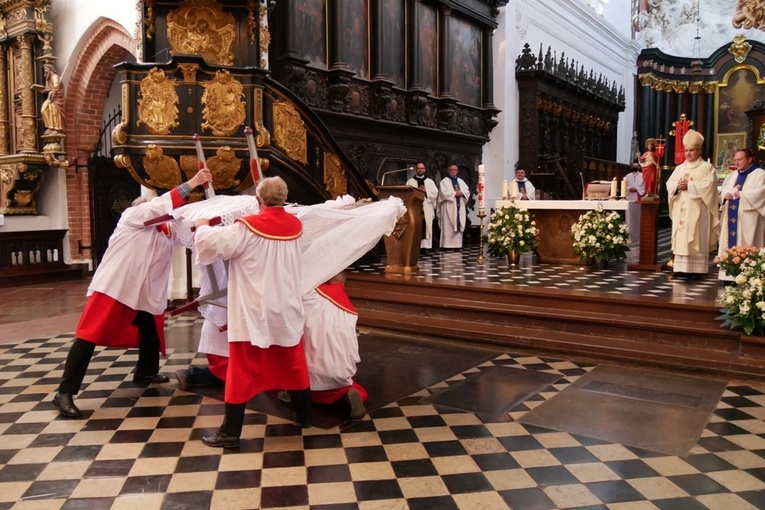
[61,18,137,260]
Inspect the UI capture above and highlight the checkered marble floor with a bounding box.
[352,228,724,304]
[1,316,764,509]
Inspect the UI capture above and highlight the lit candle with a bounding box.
[478,164,485,176]
[610,178,617,198]
[620,178,627,199]
[502,180,508,200]
[511,180,519,200]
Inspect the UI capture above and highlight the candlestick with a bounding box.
[477,210,486,264]
[610,178,617,199]
[511,181,519,200]
[620,178,627,199]
[502,180,508,200]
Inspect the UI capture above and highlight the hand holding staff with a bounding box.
[244,126,264,184]
[193,133,215,198]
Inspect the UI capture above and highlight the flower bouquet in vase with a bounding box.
[716,246,765,335]
[570,204,629,268]
[486,204,539,265]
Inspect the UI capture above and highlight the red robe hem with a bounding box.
[225,340,309,404]
[75,292,166,355]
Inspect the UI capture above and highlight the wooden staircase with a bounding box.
[346,273,765,380]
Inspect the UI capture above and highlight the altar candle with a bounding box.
[620,178,627,198]
[511,180,519,200]
[610,178,617,198]
[502,180,508,199]
[478,174,485,210]
[478,164,485,176]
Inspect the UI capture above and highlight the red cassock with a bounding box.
[195,206,310,404]
[75,189,186,354]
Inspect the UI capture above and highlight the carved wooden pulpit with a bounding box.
[376,185,425,275]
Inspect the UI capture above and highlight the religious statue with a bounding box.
[38,32,53,56]
[637,138,659,197]
[40,63,64,134]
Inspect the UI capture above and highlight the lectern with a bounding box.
[376,185,425,275]
[627,200,662,271]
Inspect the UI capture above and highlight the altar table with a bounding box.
[493,200,639,264]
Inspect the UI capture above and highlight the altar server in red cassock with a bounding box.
[53,168,213,418]
[194,176,310,448]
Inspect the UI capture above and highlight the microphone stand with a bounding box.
[380,167,414,186]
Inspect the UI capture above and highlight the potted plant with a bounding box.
[716,246,765,335]
[486,204,539,265]
[570,205,629,268]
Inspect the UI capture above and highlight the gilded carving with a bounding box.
[114,154,143,186]
[178,63,199,82]
[145,0,156,40]
[671,81,687,94]
[687,81,703,94]
[323,153,346,198]
[259,3,270,68]
[734,1,765,31]
[246,0,257,43]
[7,8,26,25]
[143,144,182,189]
[207,146,242,188]
[703,81,719,94]
[390,214,408,240]
[201,70,246,136]
[273,101,307,164]
[166,0,235,66]
[14,189,31,206]
[112,83,130,145]
[252,87,270,147]
[137,68,179,134]
[729,34,752,63]
[0,13,7,39]
[179,155,200,175]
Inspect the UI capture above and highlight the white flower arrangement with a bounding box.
[570,204,629,263]
[486,205,539,256]
[717,246,765,335]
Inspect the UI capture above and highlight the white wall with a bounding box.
[50,1,138,77]
[480,0,636,215]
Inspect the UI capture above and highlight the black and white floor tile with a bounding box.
[1,316,764,510]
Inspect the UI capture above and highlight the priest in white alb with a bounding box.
[407,162,439,249]
[437,164,470,248]
[718,148,765,281]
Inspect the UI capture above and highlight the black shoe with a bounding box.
[133,373,170,384]
[53,392,82,418]
[202,431,240,448]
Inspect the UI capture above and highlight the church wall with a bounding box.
[51,2,138,78]
[483,0,636,207]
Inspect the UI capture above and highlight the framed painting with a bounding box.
[446,16,481,106]
[715,132,746,171]
[380,0,405,87]
[339,0,369,79]
[294,0,327,67]
[415,2,437,94]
